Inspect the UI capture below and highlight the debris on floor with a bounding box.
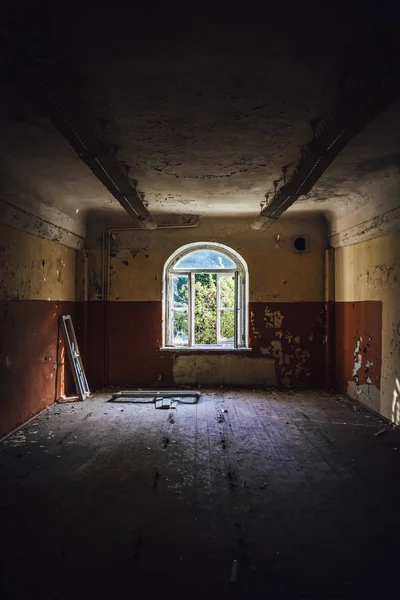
[374,427,387,437]
[155,398,178,409]
[3,432,27,447]
[161,435,170,449]
[3,390,400,599]
[57,395,80,404]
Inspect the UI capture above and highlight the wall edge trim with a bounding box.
[330,205,400,249]
[0,197,84,250]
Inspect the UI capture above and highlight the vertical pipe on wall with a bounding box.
[101,228,113,387]
[82,250,89,372]
[100,221,200,386]
[324,247,335,387]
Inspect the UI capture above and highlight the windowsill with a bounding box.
[159,347,252,352]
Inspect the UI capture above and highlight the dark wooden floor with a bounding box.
[1,389,400,599]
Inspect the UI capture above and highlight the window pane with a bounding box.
[172,275,188,308]
[172,310,189,345]
[219,274,235,309]
[220,310,234,343]
[175,249,236,270]
[194,273,217,344]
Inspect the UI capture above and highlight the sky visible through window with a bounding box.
[174,249,236,270]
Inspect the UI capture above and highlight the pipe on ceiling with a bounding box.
[252,65,400,230]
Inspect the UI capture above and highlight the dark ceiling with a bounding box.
[1,0,399,223]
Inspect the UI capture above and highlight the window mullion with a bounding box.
[168,273,173,345]
[242,274,246,347]
[216,273,221,345]
[190,272,195,347]
[234,271,239,348]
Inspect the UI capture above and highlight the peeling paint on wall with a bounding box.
[0,224,77,436]
[335,301,382,414]
[254,304,318,387]
[335,231,398,420]
[350,331,381,413]
[0,224,75,301]
[250,311,261,339]
[84,218,327,388]
[356,262,398,289]
[264,307,285,329]
[352,338,363,381]
[391,378,400,425]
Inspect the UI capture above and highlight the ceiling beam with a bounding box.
[36,89,157,229]
[3,50,156,230]
[252,64,400,230]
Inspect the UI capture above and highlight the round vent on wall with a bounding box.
[293,236,308,252]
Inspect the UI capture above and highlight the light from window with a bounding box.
[175,249,236,270]
[163,243,248,349]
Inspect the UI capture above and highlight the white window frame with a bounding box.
[162,242,249,350]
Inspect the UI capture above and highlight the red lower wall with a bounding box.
[85,300,327,389]
[0,298,383,436]
[0,300,80,437]
[334,301,382,394]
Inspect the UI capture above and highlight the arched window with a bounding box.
[163,242,249,349]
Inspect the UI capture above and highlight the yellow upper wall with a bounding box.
[335,231,400,302]
[87,215,328,302]
[0,224,76,301]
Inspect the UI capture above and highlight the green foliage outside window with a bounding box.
[194,274,235,344]
[194,274,217,344]
[172,273,235,345]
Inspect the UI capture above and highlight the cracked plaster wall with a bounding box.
[0,224,75,301]
[85,215,327,388]
[86,215,326,302]
[335,230,400,422]
[0,224,78,436]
